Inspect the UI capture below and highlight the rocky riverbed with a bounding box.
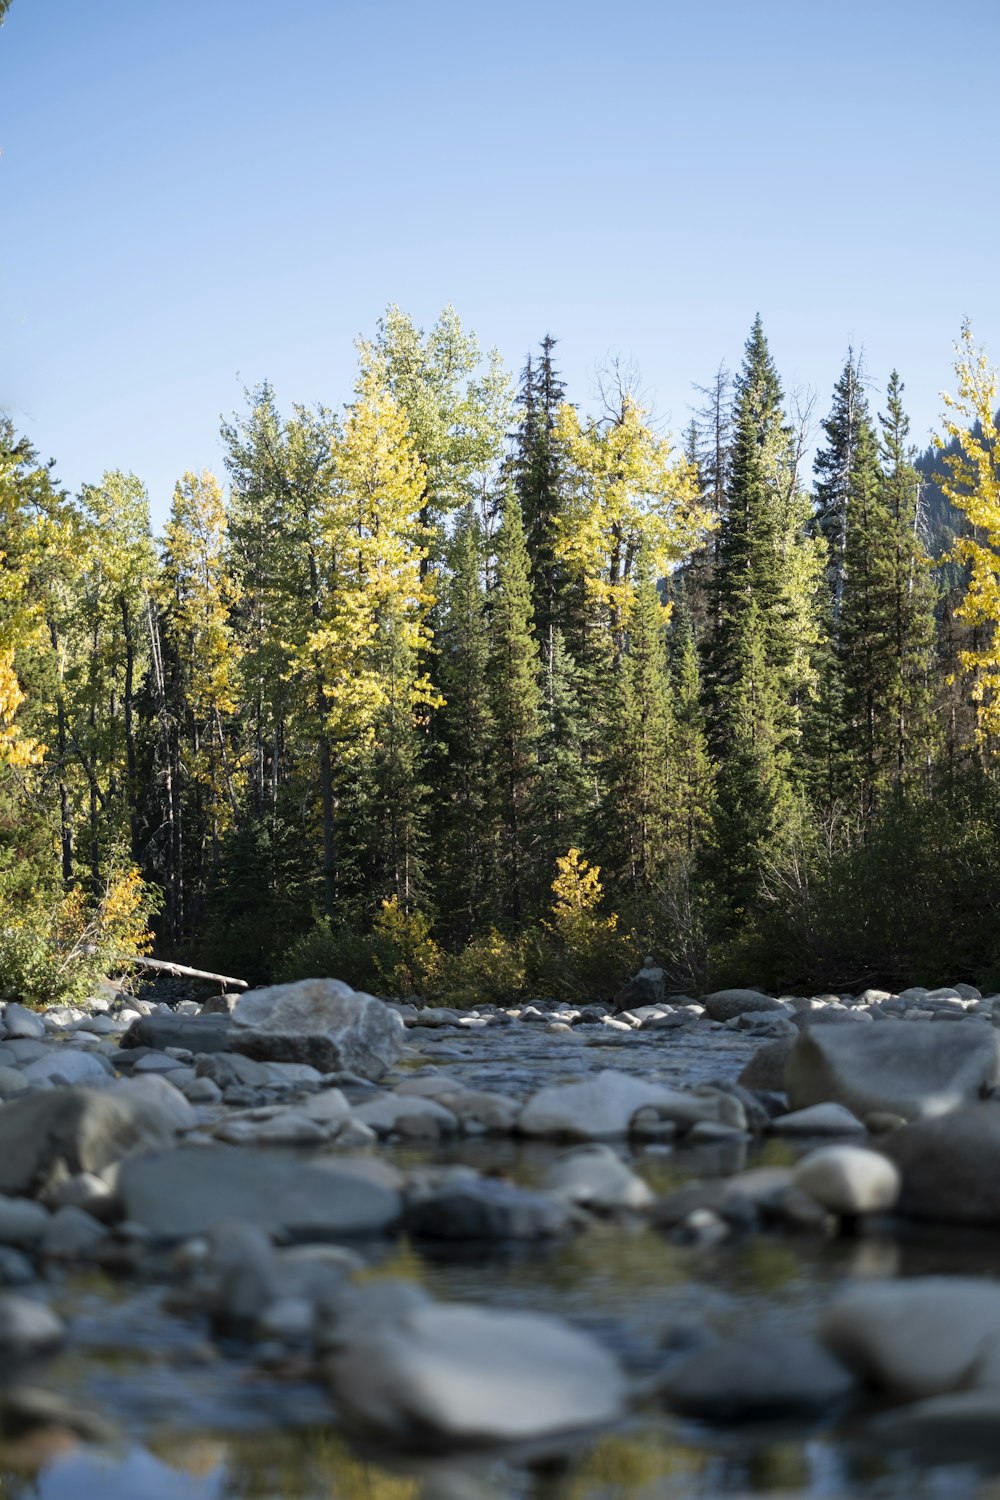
[1,974,1000,1498]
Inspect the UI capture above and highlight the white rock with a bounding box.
[327,1289,626,1443]
[354,1094,458,1136]
[21,1051,112,1087]
[792,1145,900,1214]
[541,1144,653,1211]
[518,1070,723,1140]
[770,1103,866,1136]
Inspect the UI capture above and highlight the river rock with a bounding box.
[541,1144,654,1211]
[41,1204,107,1259]
[404,1176,571,1239]
[20,1049,113,1087]
[354,1094,458,1137]
[117,1145,403,1239]
[770,1102,865,1135]
[784,1020,1000,1121]
[0,1086,182,1197]
[0,1294,65,1365]
[2,1005,46,1041]
[518,1070,724,1140]
[229,979,404,1079]
[0,1196,49,1248]
[435,1090,520,1134]
[870,1390,1000,1462]
[326,1285,626,1444]
[702,989,785,1022]
[819,1278,1000,1399]
[791,1145,900,1214]
[120,1013,234,1055]
[884,1103,1000,1223]
[663,1333,854,1420]
[737,1037,794,1091]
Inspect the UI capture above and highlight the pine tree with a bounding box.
[606,551,672,897]
[668,602,715,856]
[512,335,567,644]
[814,350,869,627]
[706,316,823,914]
[880,372,938,786]
[431,504,494,941]
[488,486,543,923]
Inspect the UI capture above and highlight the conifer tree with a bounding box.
[607,551,672,897]
[512,335,567,644]
[879,372,937,785]
[431,504,493,940]
[707,316,823,914]
[488,486,543,922]
[668,602,715,856]
[814,350,869,627]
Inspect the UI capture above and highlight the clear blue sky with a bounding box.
[3,0,999,525]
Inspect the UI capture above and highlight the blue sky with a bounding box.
[3,0,999,525]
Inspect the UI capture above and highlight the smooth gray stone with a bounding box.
[0,1086,180,1197]
[117,1146,402,1239]
[662,1333,854,1420]
[326,1285,626,1444]
[785,1020,1000,1121]
[0,1294,64,1364]
[885,1104,1000,1223]
[702,989,785,1022]
[404,1177,572,1239]
[120,1013,234,1055]
[2,1005,46,1041]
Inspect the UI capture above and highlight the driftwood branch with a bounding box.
[126,956,248,991]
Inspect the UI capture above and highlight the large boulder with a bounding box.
[884,1103,1000,1223]
[0,1086,182,1197]
[612,958,666,1013]
[784,1020,1000,1121]
[702,989,785,1022]
[117,1145,402,1239]
[229,979,404,1079]
[325,1283,626,1445]
[820,1278,1000,1399]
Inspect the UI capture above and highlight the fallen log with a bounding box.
[126,956,248,991]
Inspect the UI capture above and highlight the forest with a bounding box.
[2,307,1000,1006]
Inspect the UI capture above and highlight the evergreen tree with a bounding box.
[512,335,567,644]
[668,601,715,857]
[488,486,543,922]
[606,552,672,897]
[706,316,823,914]
[431,504,494,942]
[879,372,938,786]
[814,349,869,627]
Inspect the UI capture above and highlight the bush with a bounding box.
[0,862,160,1007]
[273,918,381,993]
[432,927,531,1008]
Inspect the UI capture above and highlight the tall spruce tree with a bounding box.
[880,372,937,785]
[814,350,869,627]
[430,504,494,941]
[606,552,672,899]
[707,316,822,914]
[488,486,543,923]
[512,335,567,646]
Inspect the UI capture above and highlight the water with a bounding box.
[3,1020,1000,1499]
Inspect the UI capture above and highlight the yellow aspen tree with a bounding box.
[305,374,439,753]
[937,324,1000,743]
[0,424,46,768]
[553,394,715,641]
[298,373,440,908]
